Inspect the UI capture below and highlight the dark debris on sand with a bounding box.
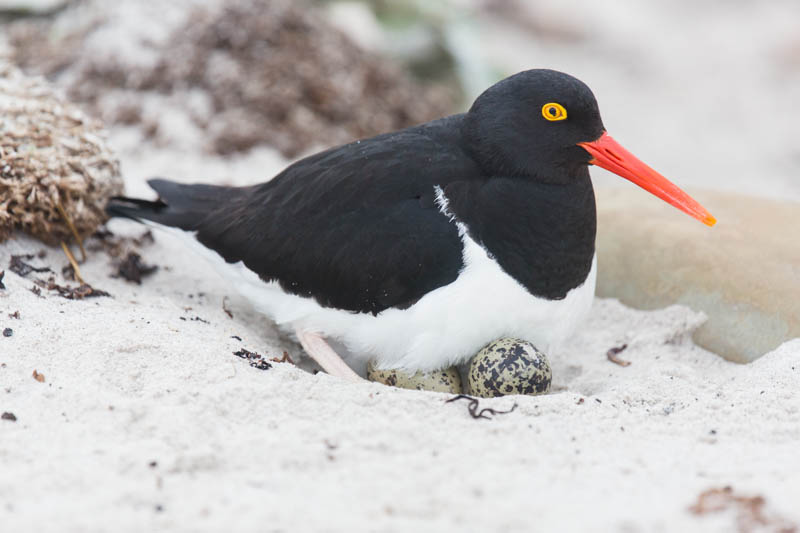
[9,254,51,277]
[115,252,158,284]
[87,228,158,284]
[88,228,154,257]
[689,485,798,532]
[233,348,272,371]
[61,263,76,281]
[606,343,631,367]
[270,351,295,365]
[446,394,518,420]
[33,276,110,300]
[180,315,210,324]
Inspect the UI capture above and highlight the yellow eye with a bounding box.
[542,102,567,121]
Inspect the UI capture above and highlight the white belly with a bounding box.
[152,208,596,372]
[221,235,597,372]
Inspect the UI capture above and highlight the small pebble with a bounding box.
[2,328,12,337]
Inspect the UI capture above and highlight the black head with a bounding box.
[463,69,605,183]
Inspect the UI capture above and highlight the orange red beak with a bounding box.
[579,132,716,227]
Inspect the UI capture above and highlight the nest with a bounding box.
[0,60,122,244]
[8,0,456,158]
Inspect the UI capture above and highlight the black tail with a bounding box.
[106,178,241,231]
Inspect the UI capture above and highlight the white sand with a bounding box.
[2,224,799,532]
[2,1,800,531]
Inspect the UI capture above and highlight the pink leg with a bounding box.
[296,329,363,382]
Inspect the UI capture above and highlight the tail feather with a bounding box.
[106,178,241,231]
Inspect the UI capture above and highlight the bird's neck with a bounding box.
[442,175,597,299]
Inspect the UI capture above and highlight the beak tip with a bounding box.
[583,133,718,229]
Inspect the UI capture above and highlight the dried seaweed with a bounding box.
[8,0,454,158]
[33,276,110,300]
[270,351,295,365]
[446,394,518,420]
[115,252,157,284]
[222,296,233,319]
[689,486,797,533]
[1,412,16,422]
[9,254,51,277]
[59,241,84,283]
[0,270,4,289]
[55,283,110,299]
[87,227,154,258]
[179,315,209,324]
[61,263,76,281]
[233,348,272,371]
[0,61,123,244]
[606,344,631,367]
[133,230,154,247]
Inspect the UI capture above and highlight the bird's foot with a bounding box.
[295,329,363,382]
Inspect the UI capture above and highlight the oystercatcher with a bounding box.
[108,69,715,381]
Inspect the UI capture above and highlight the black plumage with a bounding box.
[108,69,605,315]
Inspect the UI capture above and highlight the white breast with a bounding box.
[154,189,597,373]
[222,236,596,372]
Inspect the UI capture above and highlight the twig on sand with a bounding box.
[606,344,631,367]
[222,296,233,319]
[270,351,295,365]
[446,394,517,420]
[55,202,87,262]
[10,254,51,277]
[60,241,85,284]
[689,486,798,533]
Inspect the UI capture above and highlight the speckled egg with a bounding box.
[467,338,551,397]
[367,360,462,393]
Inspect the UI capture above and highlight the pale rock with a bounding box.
[595,187,800,363]
[0,0,66,14]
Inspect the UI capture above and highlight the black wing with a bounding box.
[113,115,485,314]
